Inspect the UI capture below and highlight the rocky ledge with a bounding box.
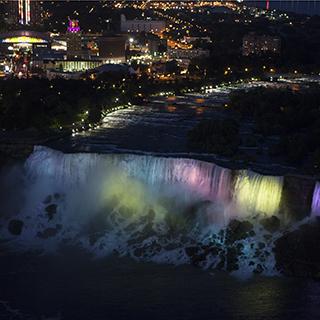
[274,219,320,279]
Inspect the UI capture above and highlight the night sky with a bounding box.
[245,0,320,15]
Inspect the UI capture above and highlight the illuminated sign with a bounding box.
[2,36,48,44]
[67,19,81,33]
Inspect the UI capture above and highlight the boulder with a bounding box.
[225,219,254,244]
[43,195,52,204]
[8,219,24,235]
[226,246,240,271]
[37,225,62,239]
[253,264,264,274]
[45,204,57,220]
[260,216,280,233]
[185,245,220,266]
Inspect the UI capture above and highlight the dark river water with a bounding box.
[1,252,320,320]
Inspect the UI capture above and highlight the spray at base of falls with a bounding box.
[1,146,290,275]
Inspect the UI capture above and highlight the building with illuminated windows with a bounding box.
[242,33,281,56]
[66,19,83,58]
[5,0,42,26]
[120,14,166,33]
[0,30,50,54]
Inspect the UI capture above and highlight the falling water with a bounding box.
[311,182,320,216]
[232,170,283,217]
[26,146,232,205]
[25,146,285,221]
[0,146,289,273]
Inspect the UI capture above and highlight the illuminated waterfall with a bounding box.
[2,146,303,273]
[3,146,289,270]
[232,170,283,217]
[312,182,320,216]
[121,155,232,203]
[26,146,232,204]
[25,146,285,223]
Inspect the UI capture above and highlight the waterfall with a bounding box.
[25,146,285,222]
[121,155,232,203]
[232,170,283,217]
[312,182,320,216]
[2,146,287,272]
[26,146,232,205]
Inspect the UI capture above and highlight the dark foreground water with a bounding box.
[1,251,320,320]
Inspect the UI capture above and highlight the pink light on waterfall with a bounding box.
[67,19,80,33]
[172,160,231,204]
[266,0,270,10]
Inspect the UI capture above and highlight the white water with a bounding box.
[1,146,286,274]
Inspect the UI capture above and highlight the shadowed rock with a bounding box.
[8,219,24,235]
[225,219,254,244]
[274,220,320,278]
[37,225,62,239]
[45,204,57,220]
[260,216,280,233]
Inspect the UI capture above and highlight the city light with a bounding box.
[2,36,47,44]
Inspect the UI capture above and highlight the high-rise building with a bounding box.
[6,0,42,26]
[66,19,82,58]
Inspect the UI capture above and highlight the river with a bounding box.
[1,82,320,320]
[1,253,320,320]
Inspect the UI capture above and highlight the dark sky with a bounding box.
[244,0,320,15]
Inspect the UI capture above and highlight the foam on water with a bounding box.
[1,146,288,274]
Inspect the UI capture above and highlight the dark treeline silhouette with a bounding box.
[230,86,320,172]
[0,75,202,133]
[188,119,240,156]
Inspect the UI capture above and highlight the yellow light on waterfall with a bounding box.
[234,171,283,216]
[100,169,167,221]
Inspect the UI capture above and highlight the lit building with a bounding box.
[5,0,42,25]
[0,30,50,77]
[66,19,82,58]
[44,59,103,73]
[120,14,166,33]
[167,48,210,60]
[183,36,212,44]
[0,30,50,54]
[97,35,126,63]
[242,33,281,56]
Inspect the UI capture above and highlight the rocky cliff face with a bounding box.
[274,219,320,278]
[0,144,33,167]
[281,175,316,222]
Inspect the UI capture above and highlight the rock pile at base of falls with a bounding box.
[8,219,24,235]
[184,216,320,277]
[184,218,275,273]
